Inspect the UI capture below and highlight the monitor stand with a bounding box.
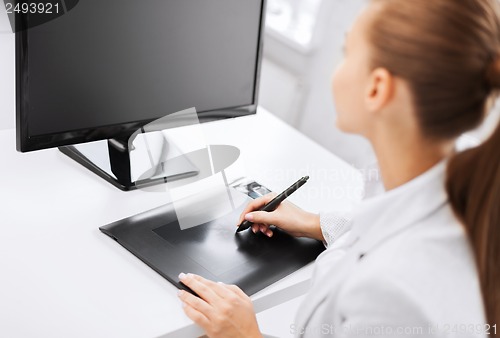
[58,133,199,191]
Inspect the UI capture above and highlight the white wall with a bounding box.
[295,0,373,169]
[0,7,15,131]
[258,58,305,125]
[260,0,374,169]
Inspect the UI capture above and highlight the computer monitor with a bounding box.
[15,0,265,190]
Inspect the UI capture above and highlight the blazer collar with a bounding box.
[352,159,450,253]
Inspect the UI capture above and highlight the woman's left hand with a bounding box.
[178,273,262,338]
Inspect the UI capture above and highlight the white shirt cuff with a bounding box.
[319,211,353,247]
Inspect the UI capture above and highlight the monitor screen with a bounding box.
[16,0,264,151]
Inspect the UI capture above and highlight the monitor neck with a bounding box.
[108,137,133,187]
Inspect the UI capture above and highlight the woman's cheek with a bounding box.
[332,64,349,130]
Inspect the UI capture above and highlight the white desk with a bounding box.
[0,108,362,338]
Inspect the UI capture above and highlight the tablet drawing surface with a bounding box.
[100,190,325,295]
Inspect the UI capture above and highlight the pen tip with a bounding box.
[304,176,309,180]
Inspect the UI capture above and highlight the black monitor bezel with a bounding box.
[16,0,266,152]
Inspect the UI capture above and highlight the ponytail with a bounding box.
[446,118,500,325]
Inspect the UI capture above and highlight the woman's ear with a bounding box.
[364,67,394,113]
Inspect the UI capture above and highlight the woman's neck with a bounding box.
[371,132,454,191]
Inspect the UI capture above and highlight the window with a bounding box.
[266,0,324,49]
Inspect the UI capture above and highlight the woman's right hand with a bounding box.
[236,193,324,241]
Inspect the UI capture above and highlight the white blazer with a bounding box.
[293,161,486,338]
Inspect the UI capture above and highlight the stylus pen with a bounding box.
[236,176,309,233]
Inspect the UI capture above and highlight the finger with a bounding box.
[182,302,211,328]
[257,223,269,232]
[225,284,250,299]
[247,223,273,236]
[179,273,220,304]
[245,210,280,227]
[182,273,233,301]
[251,224,259,233]
[237,197,268,225]
[178,290,213,318]
[259,224,274,237]
[236,193,277,225]
[249,223,269,234]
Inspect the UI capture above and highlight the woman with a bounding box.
[177,0,500,336]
